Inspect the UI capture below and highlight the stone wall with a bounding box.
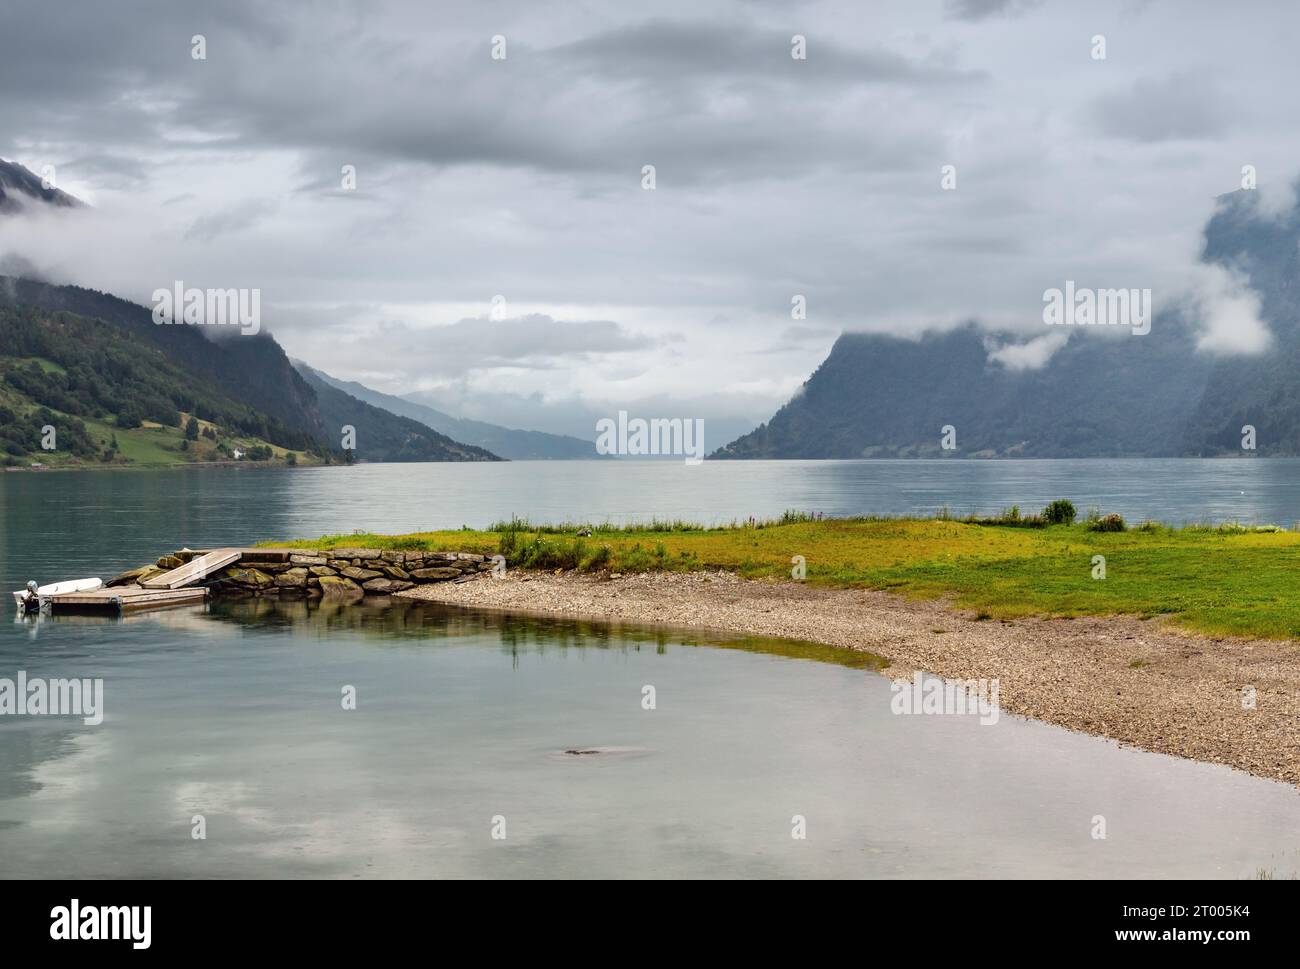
[107,547,496,602]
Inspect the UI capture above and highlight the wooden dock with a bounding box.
[43,585,208,612]
[22,548,243,615]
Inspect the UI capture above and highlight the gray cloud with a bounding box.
[944,0,1043,21]
[1087,72,1233,142]
[183,199,277,243]
[2,0,1300,437]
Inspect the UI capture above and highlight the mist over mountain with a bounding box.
[293,363,499,462]
[1,276,327,446]
[717,190,1300,459]
[296,363,596,459]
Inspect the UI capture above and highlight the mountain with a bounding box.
[0,301,314,467]
[0,159,83,214]
[0,277,501,464]
[293,364,500,462]
[717,190,1300,459]
[1,276,325,449]
[296,362,597,459]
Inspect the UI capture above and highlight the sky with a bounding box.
[1,0,1297,442]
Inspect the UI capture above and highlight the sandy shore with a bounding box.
[400,569,1300,788]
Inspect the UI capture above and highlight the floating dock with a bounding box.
[43,586,208,612]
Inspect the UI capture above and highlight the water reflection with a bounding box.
[207,596,890,670]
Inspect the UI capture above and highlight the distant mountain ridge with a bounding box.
[295,362,597,459]
[717,189,1300,459]
[293,364,500,463]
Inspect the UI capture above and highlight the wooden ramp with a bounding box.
[141,548,242,590]
[45,585,207,612]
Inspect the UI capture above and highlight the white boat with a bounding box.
[11,577,102,608]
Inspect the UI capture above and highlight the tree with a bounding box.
[116,404,143,429]
[184,417,200,441]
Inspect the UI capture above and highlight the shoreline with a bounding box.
[399,569,1300,789]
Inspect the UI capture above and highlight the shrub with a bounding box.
[1042,499,1076,525]
[1088,513,1126,532]
[580,544,612,571]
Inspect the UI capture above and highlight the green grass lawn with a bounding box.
[275,515,1300,641]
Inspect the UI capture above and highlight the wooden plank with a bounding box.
[50,585,207,609]
[141,548,242,590]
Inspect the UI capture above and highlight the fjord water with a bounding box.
[2,460,1300,878]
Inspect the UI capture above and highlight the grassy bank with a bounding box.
[275,508,1300,641]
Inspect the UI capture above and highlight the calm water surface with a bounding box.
[2,461,1298,878]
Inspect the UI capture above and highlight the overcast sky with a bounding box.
[2,0,1297,440]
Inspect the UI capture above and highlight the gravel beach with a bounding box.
[401,570,1300,788]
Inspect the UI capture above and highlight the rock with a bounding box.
[156,554,184,570]
[327,559,353,570]
[224,567,275,590]
[290,554,328,566]
[137,567,168,585]
[382,565,412,580]
[381,550,408,563]
[317,575,365,600]
[274,567,310,587]
[362,578,414,594]
[411,567,460,581]
[340,566,383,581]
[105,565,152,588]
[309,566,337,577]
[457,553,486,563]
[250,562,294,574]
[331,547,381,560]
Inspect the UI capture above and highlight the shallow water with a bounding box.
[2,462,1298,878]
